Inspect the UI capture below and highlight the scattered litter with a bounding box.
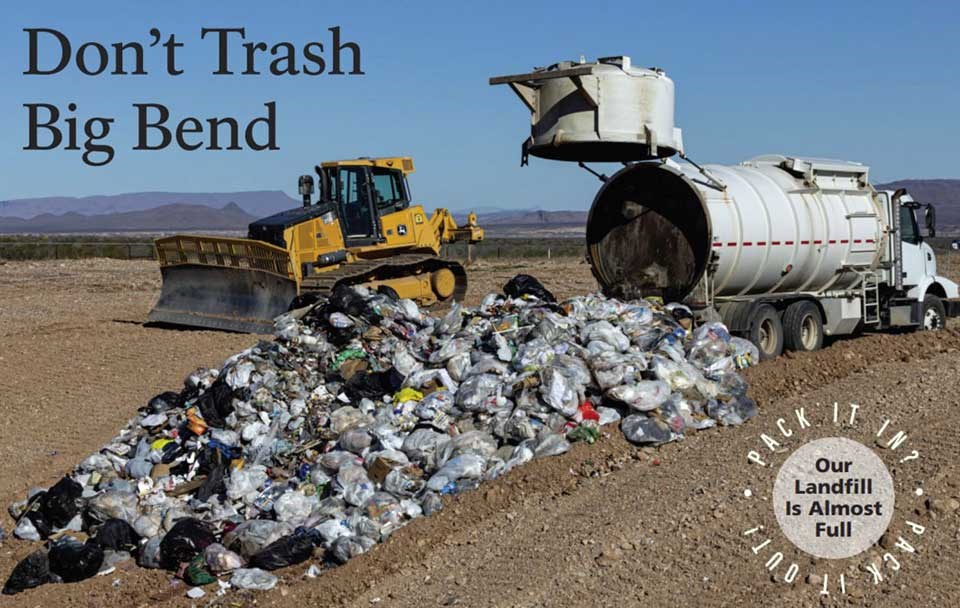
[4,277,758,595]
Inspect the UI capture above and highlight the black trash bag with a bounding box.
[93,518,141,554]
[503,274,556,303]
[160,518,216,569]
[147,391,181,414]
[3,550,53,595]
[343,367,404,401]
[177,384,200,409]
[48,538,104,583]
[194,378,235,429]
[40,476,83,529]
[327,284,382,325]
[325,324,360,347]
[669,306,694,327]
[195,463,227,503]
[160,441,186,465]
[249,528,321,571]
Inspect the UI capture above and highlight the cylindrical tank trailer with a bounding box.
[491,56,960,359]
[587,156,885,302]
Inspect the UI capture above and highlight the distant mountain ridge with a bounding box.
[0,203,256,234]
[877,179,960,202]
[0,191,297,220]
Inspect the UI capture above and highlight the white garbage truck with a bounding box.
[492,56,960,359]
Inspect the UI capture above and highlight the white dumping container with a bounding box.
[490,56,683,163]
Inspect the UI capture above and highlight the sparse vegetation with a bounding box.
[443,237,585,261]
[0,235,156,260]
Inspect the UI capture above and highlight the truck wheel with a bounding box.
[921,294,946,331]
[748,304,784,360]
[782,301,823,352]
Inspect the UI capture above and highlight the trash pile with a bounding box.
[4,275,758,596]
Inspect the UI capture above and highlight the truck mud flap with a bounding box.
[147,265,298,334]
[945,298,960,318]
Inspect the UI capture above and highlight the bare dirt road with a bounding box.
[0,258,957,607]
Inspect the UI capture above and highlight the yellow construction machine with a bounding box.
[148,157,484,333]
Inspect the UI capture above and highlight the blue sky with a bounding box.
[2,0,958,210]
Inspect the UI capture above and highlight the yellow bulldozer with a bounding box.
[148,156,484,333]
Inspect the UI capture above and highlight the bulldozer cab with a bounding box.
[318,157,414,246]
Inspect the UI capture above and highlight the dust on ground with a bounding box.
[0,257,957,608]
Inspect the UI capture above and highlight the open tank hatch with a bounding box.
[586,162,711,302]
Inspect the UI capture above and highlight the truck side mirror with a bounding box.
[924,203,937,238]
[298,174,315,208]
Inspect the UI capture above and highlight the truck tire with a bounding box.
[747,304,783,360]
[921,294,946,331]
[782,300,823,352]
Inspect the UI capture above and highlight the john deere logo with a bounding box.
[397,224,408,235]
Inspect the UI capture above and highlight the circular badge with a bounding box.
[773,437,895,559]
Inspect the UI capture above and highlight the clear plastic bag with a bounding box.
[336,464,374,507]
[425,454,486,491]
[621,414,674,445]
[606,380,671,412]
[230,567,278,590]
[538,366,578,417]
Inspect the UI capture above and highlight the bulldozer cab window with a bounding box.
[371,168,409,209]
[336,166,376,238]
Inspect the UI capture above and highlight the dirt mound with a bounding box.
[746,328,960,404]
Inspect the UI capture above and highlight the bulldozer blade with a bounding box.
[147,265,298,334]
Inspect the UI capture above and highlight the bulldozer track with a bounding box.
[299,253,468,308]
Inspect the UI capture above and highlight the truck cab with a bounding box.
[879,189,959,329]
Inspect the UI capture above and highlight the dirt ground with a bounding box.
[0,257,957,607]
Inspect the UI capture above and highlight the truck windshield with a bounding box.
[900,206,920,244]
